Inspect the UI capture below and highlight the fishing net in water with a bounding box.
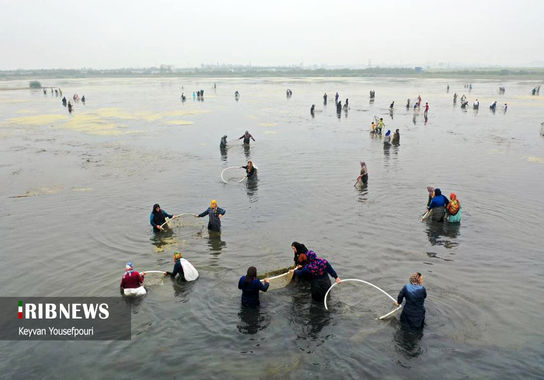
[162,214,205,229]
[221,166,246,183]
[325,279,399,319]
[257,266,294,290]
[142,271,166,286]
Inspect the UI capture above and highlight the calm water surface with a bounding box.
[1,77,543,379]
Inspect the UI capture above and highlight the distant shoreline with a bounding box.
[1,68,543,81]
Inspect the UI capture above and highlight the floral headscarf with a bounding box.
[306,250,329,277]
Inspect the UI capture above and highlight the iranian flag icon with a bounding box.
[18,301,23,319]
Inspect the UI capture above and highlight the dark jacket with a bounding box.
[238,276,269,307]
[198,207,226,232]
[397,284,427,329]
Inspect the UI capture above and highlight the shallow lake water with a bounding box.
[1,77,543,378]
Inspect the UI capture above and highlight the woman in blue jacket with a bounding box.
[195,200,226,232]
[427,188,449,222]
[395,272,427,329]
[238,267,269,307]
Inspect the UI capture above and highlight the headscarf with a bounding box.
[152,203,161,216]
[434,188,442,196]
[305,250,329,277]
[450,193,457,201]
[210,199,217,208]
[385,130,391,136]
[409,272,422,285]
[173,252,182,261]
[427,186,434,196]
[124,262,134,277]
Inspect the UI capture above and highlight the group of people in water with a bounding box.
[454,91,507,113]
[238,241,426,329]
[42,86,86,114]
[425,187,462,223]
[120,84,491,333]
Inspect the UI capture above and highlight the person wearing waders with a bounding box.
[293,251,341,302]
[149,203,174,231]
[238,131,255,145]
[395,272,427,329]
[195,200,226,232]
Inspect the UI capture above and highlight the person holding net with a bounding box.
[195,200,226,232]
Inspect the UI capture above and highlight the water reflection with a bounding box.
[246,176,259,199]
[122,294,145,312]
[243,144,251,159]
[207,230,226,254]
[393,320,425,359]
[170,277,197,299]
[150,229,178,253]
[290,291,332,342]
[383,142,391,158]
[237,306,271,335]
[425,221,460,248]
[220,146,228,161]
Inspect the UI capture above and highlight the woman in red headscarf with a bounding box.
[446,193,462,223]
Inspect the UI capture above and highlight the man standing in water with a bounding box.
[196,200,226,232]
[238,131,255,145]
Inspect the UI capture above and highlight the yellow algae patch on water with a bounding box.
[259,122,278,127]
[247,115,258,120]
[166,120,194,126]
[528,156,544,164]
[95,107,162,121]
[264,130,277,135]
[7,114,68,125]
[16,109,35,114]
[58,113,135,136]
[0,99,28,104]
[163,110,210,117]
[72,187,93,192]
[11,184,63,198]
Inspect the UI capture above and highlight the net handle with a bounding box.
[323,278,402,320]
[160,213,196,228]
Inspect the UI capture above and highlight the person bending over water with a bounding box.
[196,200,226,232]
[150,203,174,231]
[427,188,449,222]
[164,252,185,280]
[239,266,269,307]
[239,130,255,145]
[294,250,341,302]
[395,272,426,329]
[384,130,391,144]
[120,262,145,294]
[242,160,256,178]
[446,192,462,223]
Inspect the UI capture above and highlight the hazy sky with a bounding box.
[1,0,543,69]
